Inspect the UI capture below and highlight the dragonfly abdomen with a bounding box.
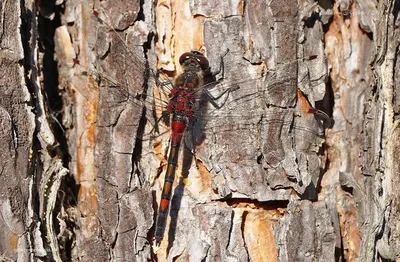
[155,115,187,245]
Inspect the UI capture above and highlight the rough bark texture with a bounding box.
[0,0,34,260]
[1,0,69,261]
[2,0,400,261]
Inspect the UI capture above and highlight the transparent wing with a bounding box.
[73,9,174,134]
[78,9,330,143]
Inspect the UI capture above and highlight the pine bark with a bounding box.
[1,0,400,261]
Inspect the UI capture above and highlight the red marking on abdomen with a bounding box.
[160,199,169,211]
[171,121,185,143]
[171,133,182,143]
[171,121,186,132]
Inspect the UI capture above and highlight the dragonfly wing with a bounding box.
[200,54,325,106]
[186,78,329,199]
[87,10,178,142]
[181,118,201,155]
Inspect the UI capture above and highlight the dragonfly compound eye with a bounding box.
[179,52,209,71]
[195,55,209,71]
[179,52,194,65]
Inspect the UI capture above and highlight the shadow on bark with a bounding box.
[166,144,194,252]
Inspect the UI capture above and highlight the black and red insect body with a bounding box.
[155,51,209,246]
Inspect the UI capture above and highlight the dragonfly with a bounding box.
[78,9,332,247]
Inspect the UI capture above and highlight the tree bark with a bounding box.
[2,0,400,261]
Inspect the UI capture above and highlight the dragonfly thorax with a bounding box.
[174,71,202,89]
[167,87,195,117]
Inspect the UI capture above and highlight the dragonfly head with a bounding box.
[179,51,209,72]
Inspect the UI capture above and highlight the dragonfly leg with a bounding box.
[203,85,240,109]
[161,110,171,127]
[208,49,230,77]
[308,108,332,128]
[148,111,170,139]
[154,70,174,89]
[201,49,240,109]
